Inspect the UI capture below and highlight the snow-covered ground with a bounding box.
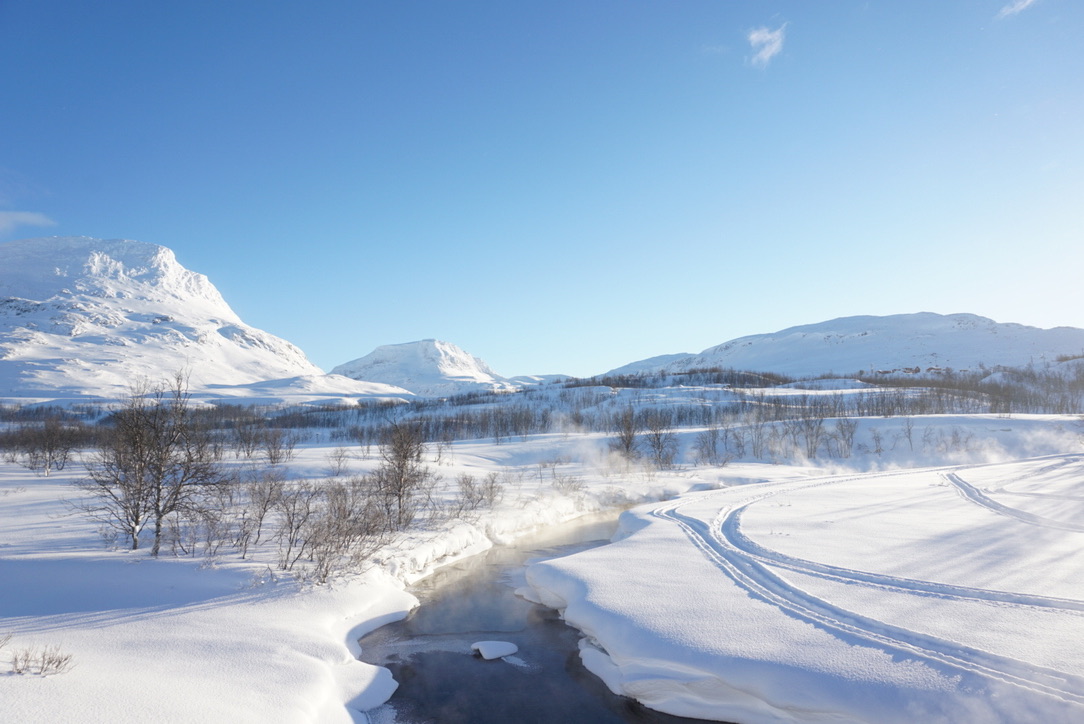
[1,414,1082,723]
[526,448,1084,723]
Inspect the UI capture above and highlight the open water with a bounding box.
[358,516,715,724]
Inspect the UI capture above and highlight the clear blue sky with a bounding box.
[2,1,1081,377]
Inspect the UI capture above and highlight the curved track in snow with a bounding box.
[650,460,1084,705]
[945,472,1084,533]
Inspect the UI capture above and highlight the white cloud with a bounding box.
[0,211,57,236]
[998,0,1040,18]
[748,24,786,68]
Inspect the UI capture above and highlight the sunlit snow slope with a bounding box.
[0,236,407,402]
[611,313,1084,378]
[332,339,520,398]
[527,454,1084,723]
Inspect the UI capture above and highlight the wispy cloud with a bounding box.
[997,0,1040,18]
[748,24,787,68]
[0,211,57,236]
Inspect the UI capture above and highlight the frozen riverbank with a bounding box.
[3,417,1081,722]
[357,515,713,723]
[524,455,1084,723]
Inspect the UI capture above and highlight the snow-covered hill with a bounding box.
[0,236,409,403]
[614,313,1084,379]
[332,339,523,398]
[603,352,694,377]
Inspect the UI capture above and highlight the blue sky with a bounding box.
[1,1,1081,377]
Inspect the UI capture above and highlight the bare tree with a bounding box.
[898,417,915,452]
[231,417,263,460]
[15,417,81,477]
[746,417,769,459]
[609,406,641,462]
[371,421,434,530]
[693,424,729,466]
[274,481,319,571]
[828,418,858,458]
[797,415,825,459]
[245,467,285,553]
[643,409,678,469]
[77,374,226,556]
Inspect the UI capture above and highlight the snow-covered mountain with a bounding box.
[0,236,410,403]
[603,352,694,377]
[7,239,1081,403]
[612,313,1084,379]
[332,339,523,398]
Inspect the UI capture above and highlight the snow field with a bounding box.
[0,414,1081,723]
[525,449,1084,723]
[0,427,713,722]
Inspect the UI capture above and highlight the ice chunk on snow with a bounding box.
[471,641,519,660]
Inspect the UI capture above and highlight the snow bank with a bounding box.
[526,456,1084,723]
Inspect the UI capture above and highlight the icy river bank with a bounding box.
[357,515,714,724]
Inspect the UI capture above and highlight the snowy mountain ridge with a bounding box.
[5,237,1084,403]
[0,236,410,403]
[332,339,522,398]
[608,313,1084,379]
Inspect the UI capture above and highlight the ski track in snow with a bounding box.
[650,459,1084,705]
[945,471,1084,533]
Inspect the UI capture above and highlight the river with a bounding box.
[358,515,715,724]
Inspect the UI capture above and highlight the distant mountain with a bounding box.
[332,339,529,398]
[616,313,1084,379]
[603,353,694,377]
[0,236,410,403]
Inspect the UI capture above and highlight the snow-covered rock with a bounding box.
[616,313,1084,379]
[332,339,520,398]
[471,641,519,660]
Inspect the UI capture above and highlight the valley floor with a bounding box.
[1,414,1082,723]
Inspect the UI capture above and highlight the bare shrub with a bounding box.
[551,472,585,495]
[9,643,74,676]
[371,421,434,530]
[36,645,75,675]
[262,428,303,465]
[231,418,263,460]
[453,471,505,517]
[325,446,352,477]
[271,477,391,582]
[9,647,31,674]
[481,472,504,507]
[240,468,285,557]
[306,477,391,583]
[166,481,240,558]
[13,417,82,476]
